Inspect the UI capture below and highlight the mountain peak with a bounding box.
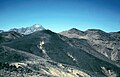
[33,24,42,28]
[30,24,45,30]
[68,28,85,34]
[10,24,45,35]
[68,28,80,32]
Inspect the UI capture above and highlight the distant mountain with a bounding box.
[9,24,45,35]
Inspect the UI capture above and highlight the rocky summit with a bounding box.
[0,26,120,77]
[9,24,45,35]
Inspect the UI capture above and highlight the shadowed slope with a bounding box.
[2,30,120,76]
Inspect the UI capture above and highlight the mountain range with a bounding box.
[0,25,120,77]
[9,24,45,35]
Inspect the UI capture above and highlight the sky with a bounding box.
[0,0,120,32]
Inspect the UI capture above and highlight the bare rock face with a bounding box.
[0,28,120,77]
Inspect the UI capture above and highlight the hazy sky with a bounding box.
[0,0,120,32]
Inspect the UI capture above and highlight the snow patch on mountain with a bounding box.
[67,53,76,61]
[38,41,50,59]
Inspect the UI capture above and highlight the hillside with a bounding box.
[0,29,120,77]
[60,28,120,64]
